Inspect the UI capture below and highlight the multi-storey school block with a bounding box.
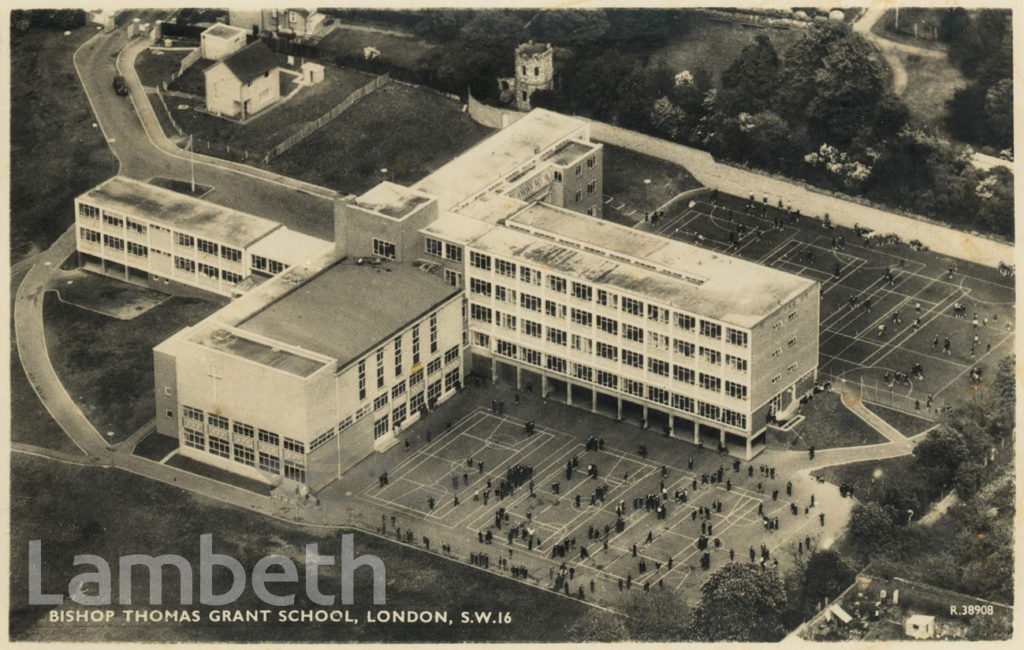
[75,108,819,491]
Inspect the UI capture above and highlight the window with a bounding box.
[496,340,517,359]
[624,324,644,343]
[771,374,782,384]
[770,348,782,359]
[725,354,748,372]
[700,320,722,340]
[672,394,694,413]
[258,429,280,446]
[726,328,749,347]
[472,331,490,347]
[520,293,541,312]
[79,203,99,218]
[553,170,562,182]
[427,357,442,375]
[470,278,492,296]
[127,241,148,257]
[649,332,670,351]
[571,308,592,327]
[221,246,242,262]
[79,228,101,243]
[392,404,407,428]
[425,238,442,257]
[251,255,285,274]
[393,336,403,376]
[721,409,747,429]
[587,155,596,169]
[623,350,643,368]
[374,393,389,411]
[675,313,696,331]
[373,238,396,260]
[198,262,218,278]
[699,373,721,393]
[197,239,218,255]
[176,233,194,247]
[788,337,798,348]
[310,428,337,451]
[470,304,492,323]
[284,462,306,483]
[674,339,695,357]
[409,391,425,413]
[495,259,516,278]
[206,436,228,458]
[174,257,195,273]
[622,297,643,316]
[698,402,720,422]
[470,251,491,270]
[392,381,407,399]
[444,345,459,365]
[700,347,721,365]
[259,452,281,474]
[648,386,669,405]
[233,422,254,438]
[430,313,438,353]
[673,365,695,384]
[412,326,420,364]
[182,406,204,423]
[587,180,596,196]
[126,218,146,234]
[787,361,798,373]
[103,213,124,228]
[647,304,669,323]
[409,368,423,387]
[498,311,516,330]
[575,163,582,177]
[208,414,228,430]
[545,300,566,319]
[427,379,442,404]
[358,360,367,401]
[623,378,643,397]
[546,327,567,346]
[522,319,542,338]
[725,381,748,400]
[103,234,124,251]
[597,371,617,389]
[549,275,567,293]
[571,363,592,382]
[184,428,205,450]
[445,243,463,262]
[494,285,515,304]
[546,355,566,374]
[574,190,582,203]
[233,445,255,466]
[788,311,798,321]
[373,415,390,439]
[571,282,592,301]
[648,358,669,377]
[571,334,592,354]
[519,266,540,285]
[375,347,386,388]
[596,342,617,360]
[220,270,241,284]
[444,269,462,287]
[596,315,618,335]
[521,348,542,366]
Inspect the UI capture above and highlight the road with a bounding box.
[73,25,338,239]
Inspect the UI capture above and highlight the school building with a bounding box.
[76,108,817,490]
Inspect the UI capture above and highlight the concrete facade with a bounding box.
[200,23,247,61]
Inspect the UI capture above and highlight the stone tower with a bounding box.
[513,41,554,111]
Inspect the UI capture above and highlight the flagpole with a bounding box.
[190,134,195,193]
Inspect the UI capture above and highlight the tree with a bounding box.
[981,78,1013,148]
[691,563,787,641]
[720,34,780,114]
[568,608,630,641]
[795,551,855,620]
[649,97,687,140]
[846,502,900,561]
[914,427,969,493]
[622,589,692,641]
[529,9,609,44]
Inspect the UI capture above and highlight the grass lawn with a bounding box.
[132,431,179,461]
[166,56,214,96]
[871,8,950,52]
[10,24,119,263]
[10,271,85,456]
[318,25,436,69]
[864,403,936,437]
[648,17,803,87]
[167,61,379,156]
[600,142,703,219]
[268,81,493,193]
[42,291,225,441]
[896,50,966,137]
[789,391,887,450]
[9,454,589,642]
[812,455,917,506]
[53,271,169,319]
[134,46,191,87]
[165,454,274,496]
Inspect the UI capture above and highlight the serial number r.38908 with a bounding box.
[950,605,994,616]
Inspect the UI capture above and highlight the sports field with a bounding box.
[644,191,1015,415]
[359,407,845,602]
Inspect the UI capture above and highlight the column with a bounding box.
[719,427,726,451]
[642,404,648,426]
[541,374,548,399]
[516,365,522,391]
[592,390,597,413]
[693,421,700,445]
[567,382,573,406]
[491,357,497,383]
[616,397,622,420]
[668,414,674,436]
[745,435,752,461]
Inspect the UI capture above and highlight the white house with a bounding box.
[200,23,248,61]
[204,41,281,119]
[904,615,935,639]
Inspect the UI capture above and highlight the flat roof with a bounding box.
[188,325,327,378]
[421,211,497,246]
[80,177,280,248]
[474,213,815,328]
[248,228,333,267]
[542,140,597,167]
[203,23,246,39]
[352,182,434,220]
[414,109,587,209]
[238,261,459,367]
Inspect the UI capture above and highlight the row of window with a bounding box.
[181,407,308,454]
[183,427,308,482]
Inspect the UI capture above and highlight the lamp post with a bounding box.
[643,178,652,221]
[380,167,391,183]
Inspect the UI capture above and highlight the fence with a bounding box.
[817,370,937,418]
[176,47,201,79]
[264,73,390,161]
